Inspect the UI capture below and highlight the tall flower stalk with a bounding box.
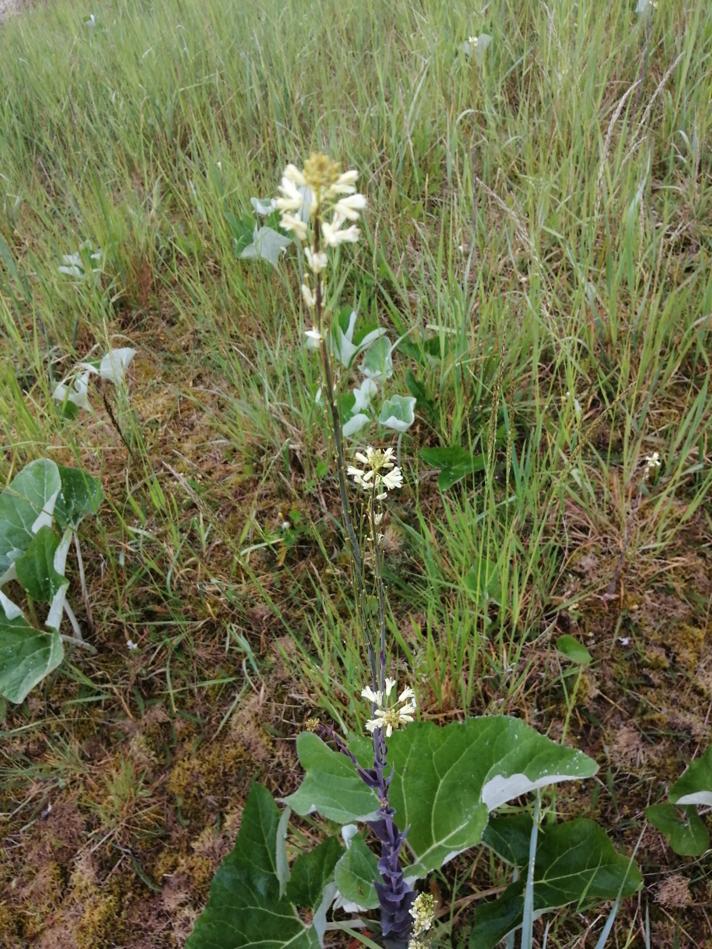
[275,155,415,945]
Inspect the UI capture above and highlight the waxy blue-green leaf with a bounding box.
[55,465,103,530]
[333,833,380,910]
[284,732,379,824]
[239,226,292,267]
[342,412,370,438]
[0,592,64,703]
[392,719,597,877]
[361,335,393,382]
[15,527,67,603]
[187,783,319,948]
[669,745,712,807]
[379,394,415,433]
[646,804,709,857]
[285,836,343,910]
[0,459,62,579]
[471,818,642,948]
[288,718,597,879]
[332,309,385,369]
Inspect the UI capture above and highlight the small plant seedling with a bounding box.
[52,346,136,416]
[647,745,712,857]
[0,458,103,703]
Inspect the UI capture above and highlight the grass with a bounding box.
[0,0,711,944]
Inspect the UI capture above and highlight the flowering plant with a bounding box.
[189,156,642,948]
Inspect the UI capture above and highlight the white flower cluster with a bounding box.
[274,160,365,248]
[644,451,661,471]
[361,678,416,737]
[408,892,437,948]
[347,446,403,500]
[273,154,367,345]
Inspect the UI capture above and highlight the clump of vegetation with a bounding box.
[187,155,642,948]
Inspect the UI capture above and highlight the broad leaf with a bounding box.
[463,33,492,63]
[251,197,275,216]
[52,370,93,411]
[342,413,370,438]
[481,812,533,865]
[287,718,597,879]
[352,378,378,412]
[284,732,379,824]
[361,336,393,382]
[392,719,597,877]
[0,592,64,703]
[0,459,62,579]
[239,226,292,267]
[334,833,379,910]
[332,309,385,369]
[379,394,416,433]
[421,445,485,490]
[286,837,343,910]
[187,783,318,948]
[15,527,67,603]
[226,212,255,255]
[471,818,642,948]
[669,746,712,806]
[646,804,709,857]
[55,465,104,530]
[99,348,136,384]
[556,635,592,666]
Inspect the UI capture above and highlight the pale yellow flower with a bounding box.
[322,214,360,247]
[364,680,416,737]
[301,283,316,308]
[281,213,308,241]
[305,248,328,273]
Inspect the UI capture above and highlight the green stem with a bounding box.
[312,206,375,685]
[369,484,388,692]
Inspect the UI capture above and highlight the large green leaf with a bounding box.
[393,719,597,877]
[471,818,642,947]
[284,733,379,824]
[15,527,67,603]
[361,336,393,382]
[0,592,64,703]
[421,446,485,490]
[378,394,416,433]
[332,309,385,369]
[287,718,597,879]
[187,784,319,948]
[334,833,380,910]
[646,804,709,857]
[0,459,61,579]
[669,745,712,807]
[481,812,533,865]
[285,837,343,910]
[239,226,292,267]
[55,465,103,530]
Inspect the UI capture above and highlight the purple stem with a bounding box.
[369,727,415,944]
[318,725,415,944]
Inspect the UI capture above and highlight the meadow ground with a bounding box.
[0,0,710,945]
